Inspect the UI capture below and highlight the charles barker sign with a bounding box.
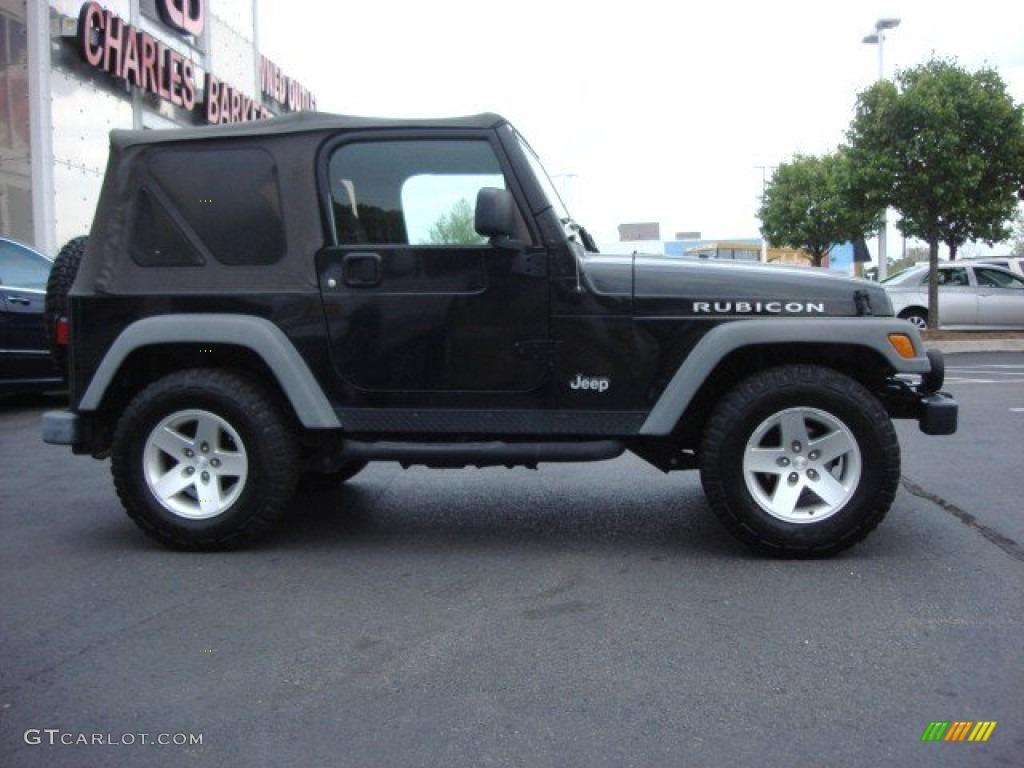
[155,0,205,37]
[75,1,313,125]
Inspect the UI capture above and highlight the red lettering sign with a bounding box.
[77,3,104,67]
[78,4,267,126]
[205,74,221,123]
[258,55,317,112]
[140,34,158,92]
[157,0,205,37]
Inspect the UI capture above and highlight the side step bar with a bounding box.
[340,439,625,469]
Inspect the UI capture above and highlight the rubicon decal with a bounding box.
[570,374,610,392]
[920,721,997,742]
[692,301,827,315]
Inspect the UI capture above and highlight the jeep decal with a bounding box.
[570,374,610,392]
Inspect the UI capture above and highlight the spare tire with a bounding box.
[44,236,88,381]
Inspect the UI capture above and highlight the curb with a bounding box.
[925,339,1024,354]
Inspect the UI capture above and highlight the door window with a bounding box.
[0,240,51,290]
[975,267,1024,289]
[937,267,969,287]
[327,140,524,247]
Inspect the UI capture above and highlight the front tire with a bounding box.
[111,370,298,550]
[699,365,900,557]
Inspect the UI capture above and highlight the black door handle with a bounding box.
[343,253,382,287]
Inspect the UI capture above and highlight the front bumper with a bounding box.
[879,384,958,434]
[883,348,958,435]
[917,391,958,435]
[42,410,81,445]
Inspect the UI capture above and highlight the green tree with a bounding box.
[427,198,485,246]
[887,244,929,277]
[758,151,880,267]
[846,58,1024,327]
[1009,207,1024,258]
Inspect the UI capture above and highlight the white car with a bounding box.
[966,256,1024,277]
[882,262,1024,330]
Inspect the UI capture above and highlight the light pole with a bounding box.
[862,17,900,280]
[754,165,776,263]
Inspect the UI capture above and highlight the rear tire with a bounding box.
[111,370,298,550]
[899,308,928,331]
[699,365,900,557]
[44,236,88,381]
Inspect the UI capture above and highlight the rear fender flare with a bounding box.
[78,314,339,428]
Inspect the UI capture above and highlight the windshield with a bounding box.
[514,130,598,253]
[515,130,571,223]
[881,267,925,285]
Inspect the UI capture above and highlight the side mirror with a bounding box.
[475,187,523,251]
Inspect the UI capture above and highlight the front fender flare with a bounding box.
[639,318,931,436]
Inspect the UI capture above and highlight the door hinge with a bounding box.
[511,250,547,278]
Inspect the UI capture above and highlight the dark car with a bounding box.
[0,236,63,394]
[41,112,957,556]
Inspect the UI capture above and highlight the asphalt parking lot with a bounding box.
[1,352,1022,768]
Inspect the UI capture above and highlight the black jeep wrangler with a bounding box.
[42,112,957,556]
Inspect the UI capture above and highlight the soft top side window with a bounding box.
[133,147,285,267]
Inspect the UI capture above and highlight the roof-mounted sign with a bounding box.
[76,2,272,124]
[157,0,205,37]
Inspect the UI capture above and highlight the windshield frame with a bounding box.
[513,130,572,224]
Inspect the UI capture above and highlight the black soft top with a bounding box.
[76,111,513,296]
[111,111,508,148]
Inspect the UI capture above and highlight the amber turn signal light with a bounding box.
[888,333,916,359]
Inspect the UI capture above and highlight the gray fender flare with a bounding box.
[78,314,340,428]
[639,318,931,436]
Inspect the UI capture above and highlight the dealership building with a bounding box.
[0,0,313,256]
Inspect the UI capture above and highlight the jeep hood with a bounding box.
[580,254,892,317]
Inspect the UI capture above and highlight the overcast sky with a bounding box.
[257,0,1024,252]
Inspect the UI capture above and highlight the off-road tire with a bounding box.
[111,369,299,550]
[43,235,88,380]
[699,365,900,558]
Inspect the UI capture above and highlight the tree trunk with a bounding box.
[927,238,941,329]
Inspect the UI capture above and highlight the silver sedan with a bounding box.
[882,263,1024,330]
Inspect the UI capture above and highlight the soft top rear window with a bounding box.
[132,146,285,267]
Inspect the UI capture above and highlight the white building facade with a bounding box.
[0,0,313,255]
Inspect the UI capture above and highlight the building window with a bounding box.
[0,3,33,244]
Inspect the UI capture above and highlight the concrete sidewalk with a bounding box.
[924,338,1024,354]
